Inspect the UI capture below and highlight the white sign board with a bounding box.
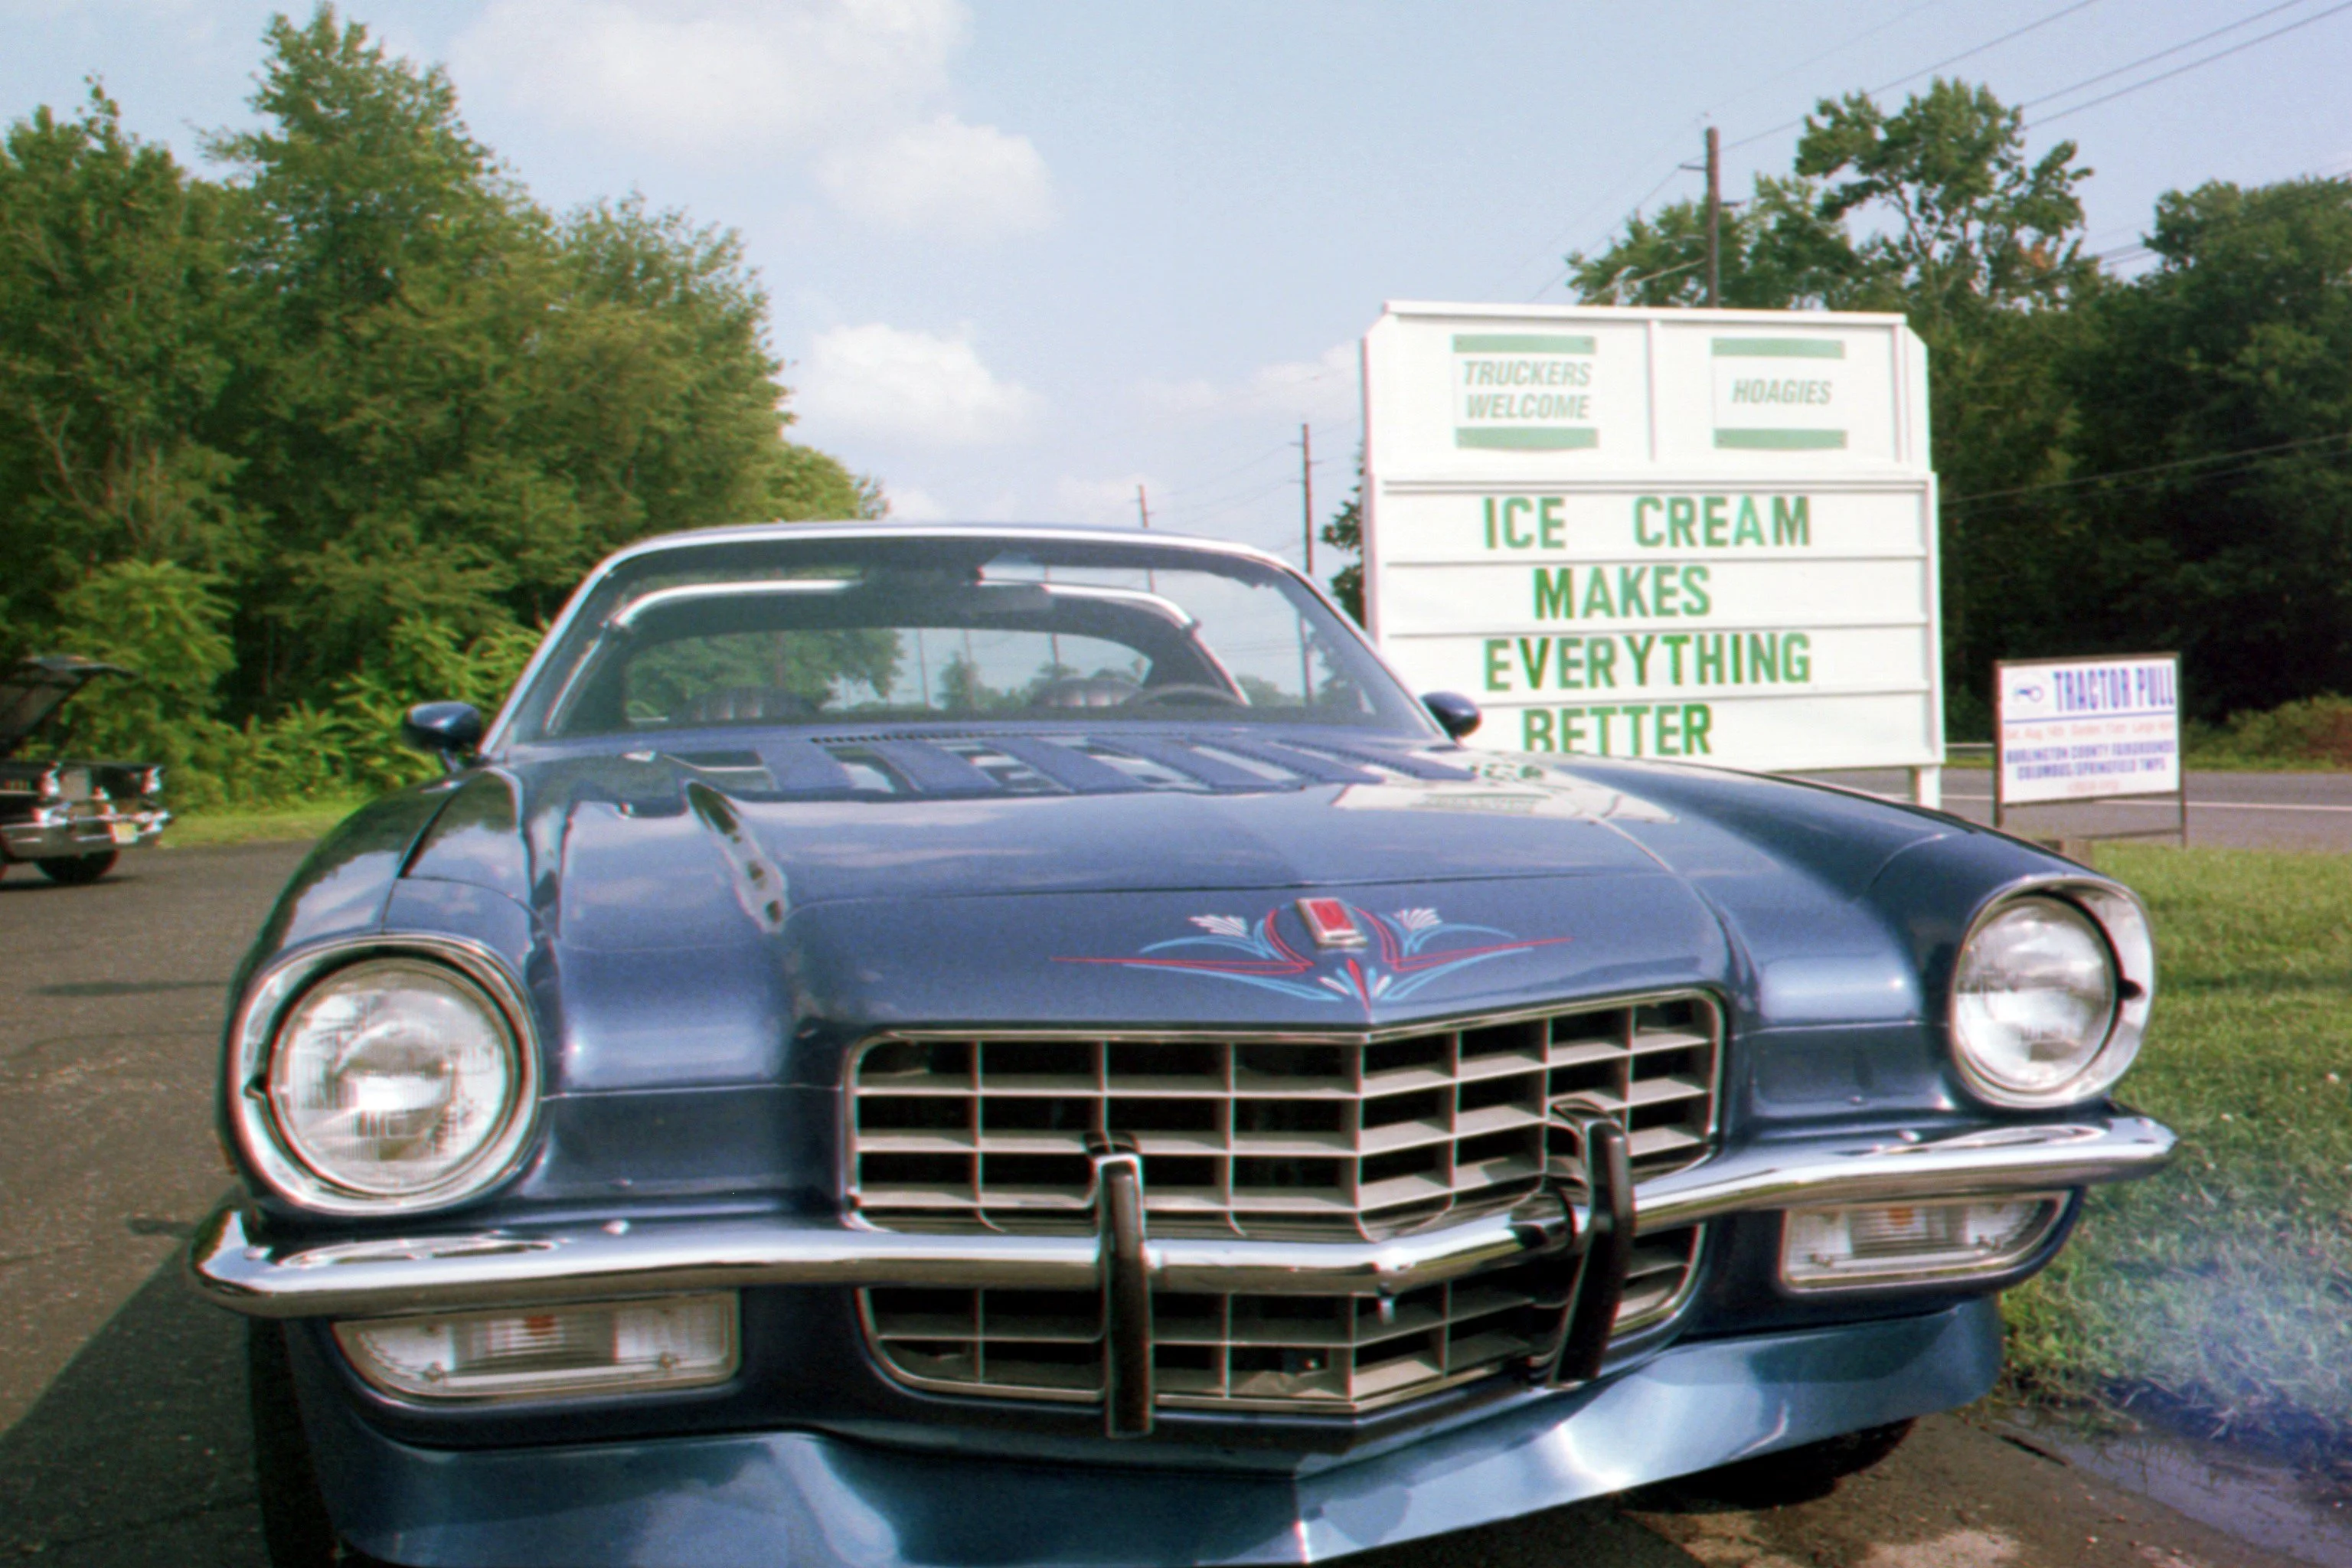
[1996,655,2181,805]
[1361,302,1941,781]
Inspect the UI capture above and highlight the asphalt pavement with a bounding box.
[1810,766,2352,851]
[0,831,2336,1568]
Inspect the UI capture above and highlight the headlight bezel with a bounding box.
[229,935,542,1217]
[1946,877,2154,1110]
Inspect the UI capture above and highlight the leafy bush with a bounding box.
[39,565,544,807]
[2187,694,2352,769]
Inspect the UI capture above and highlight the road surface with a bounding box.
[1812,766,2352,851]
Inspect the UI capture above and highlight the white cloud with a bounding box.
[884,485,949,520]
[795,323,1040,445]
[453,0,961,150]
[818,115,1053,239]
[1054,475,1158,528]
[452,0,1050,240]
[1137,342,1360,422]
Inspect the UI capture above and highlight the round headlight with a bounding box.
[263,957,530,1202]
[1950,895,2123,1106]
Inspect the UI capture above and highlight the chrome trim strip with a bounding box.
[190,1116,2173,1320]
[1632,1117,2172,1230]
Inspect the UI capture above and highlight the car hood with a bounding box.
[0,655,129,758]
[377,739,1965,1091]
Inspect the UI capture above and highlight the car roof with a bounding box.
[588,521,1293,577]
[480,522,1321,753]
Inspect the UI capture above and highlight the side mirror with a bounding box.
[401,701,485,763]
[1421,691,1481,740]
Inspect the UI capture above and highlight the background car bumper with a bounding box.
[0,808,168,860]
[305,1298,2001,1568]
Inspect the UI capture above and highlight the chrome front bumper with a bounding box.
[190,1115,2174,1321]
[1,806,168,860]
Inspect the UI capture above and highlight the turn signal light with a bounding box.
[335,1293,737,1401]
[1780,1195,2066,1292]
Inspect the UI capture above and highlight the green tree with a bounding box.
[1320,454,1365,625]
[203,8,874,711]
[1568,175,1860,309]
[44,560,234,764]
[1572,83,2096,718]
[0,90,242,651]
[1795,82,2098,709]
[2053,177,2352,715]
[0,6,884,807]
[1796,80,2092,325]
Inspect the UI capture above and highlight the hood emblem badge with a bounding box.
[1055,904,1570,1011]
[1296,897,1367,949]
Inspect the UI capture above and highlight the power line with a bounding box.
[2078,157,2352,270]
[1514,0,1954,294]
[1164,432,1351,511]
[1860,0,2106,99]
[1950,442,2352,520]
[2018,0,2311,110]
[1155,475,1297,525]
[1530,158,1697,301]
[2030,0,2352,126]
[1945,428,2352,509]
[1511,0,2062,299]
[1702,0,1952,123]
[1725,0,2105,152]
[1485,137,1698,300]
[1156,440,1289,499]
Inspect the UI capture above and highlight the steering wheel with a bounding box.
[1122,683,1246,707]
[1031,675,1143,709]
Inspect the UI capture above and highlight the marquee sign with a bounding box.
[1361,302,1942,798]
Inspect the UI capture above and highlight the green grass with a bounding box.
[159,794,365,847]
[2001,843,2352,1454]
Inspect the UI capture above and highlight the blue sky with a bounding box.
[6,1,2350,570]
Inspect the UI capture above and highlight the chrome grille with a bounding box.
[849,995,1720,1240]
[862,1227,1706,1413]
[849,995,1720,1413]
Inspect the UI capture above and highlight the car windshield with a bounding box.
[502,532,1431,743]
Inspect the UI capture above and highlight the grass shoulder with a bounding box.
[161,795,369,848]
[2001,842,2352,1461]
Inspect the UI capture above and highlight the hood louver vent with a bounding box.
[669,733,1473,801]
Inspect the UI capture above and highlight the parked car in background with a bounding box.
[191,523,2174,1568]
[0,655,169,885]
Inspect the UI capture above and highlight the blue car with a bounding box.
[192,523,2174,1568]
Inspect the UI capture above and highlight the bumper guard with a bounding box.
[191,1114,2173,1324]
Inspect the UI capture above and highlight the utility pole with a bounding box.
[1704,124,1722,309]
[1298,423,1315,579]
[1135,483,1151,529]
